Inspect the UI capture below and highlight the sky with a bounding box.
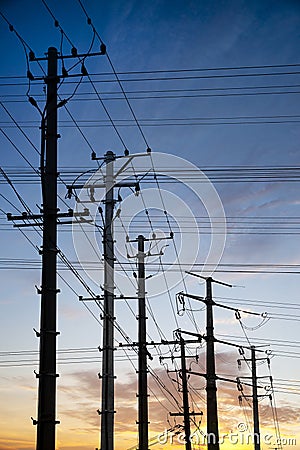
[0,0,300,449]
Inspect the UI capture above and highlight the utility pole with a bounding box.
[101,151,116,450]
[182,272,233,450]
[119,332,202,449]
[251,346,261,450]
[36,46,59,450]
[6,44,107,450]
[168,330,203,450]
[205,277,219,450]
[124,232,176,449]
[137,235,149,450]
[179,335,192,450]
[69,151,149,450]
[237,346,269,450]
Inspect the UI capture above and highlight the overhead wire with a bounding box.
[2,66,300,83]
[0,8,105,173]
[41,0,129,151]
[3,113,300,127]
[77,0,150,150]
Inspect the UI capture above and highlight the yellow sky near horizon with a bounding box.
[1,363,299,450]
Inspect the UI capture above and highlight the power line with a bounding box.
[1,61,300,80]
[40,0,129,151]
[1,67,300,84]
[2,113,300,127]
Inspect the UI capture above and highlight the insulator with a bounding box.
[57,99,68,108]
[81,63,88,76]
[28,96,38,107]
[71,46,77,56]
[62,66,68,77]
[100,43,106,54]
[27,70,34,81]
[235,310,241,320]
[89,187,95,202]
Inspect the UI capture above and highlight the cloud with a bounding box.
[57,352,300,446]
[259,403,300,426]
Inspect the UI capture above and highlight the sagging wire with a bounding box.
[0,10,35,97]
[234,308,270,331]
[1,7,126,163]
[267,358,283,450]
[0,166,32,214]
[0,12,82,204]
[149,153,200,334]
[0,101,78,216]
[41,0,129,151]
[128,160,181,330]
[0,143,151,392]
[77,0,150,150]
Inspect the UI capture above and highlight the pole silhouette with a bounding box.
[137,235,149,450]
[251,346,261,450]
[180,335,192,450]
[36,46,59,450]
[100,151,116,450]
[205,277,219,450]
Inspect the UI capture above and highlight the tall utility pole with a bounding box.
[238,346,266,450]
[101,151,116,450]
[124,232,173,450]
[137,235,149,450]
[251,346,261,450]
[179,335,192,450]
[168,330,203,449]
[5,44,106,450]
[205,277,219,450]
[69,151,147,450]
[183,272,232,450]
[36,46,59,450]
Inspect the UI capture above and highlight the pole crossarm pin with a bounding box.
[31,417,60,425]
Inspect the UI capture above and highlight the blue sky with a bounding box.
[0,0,300,449]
